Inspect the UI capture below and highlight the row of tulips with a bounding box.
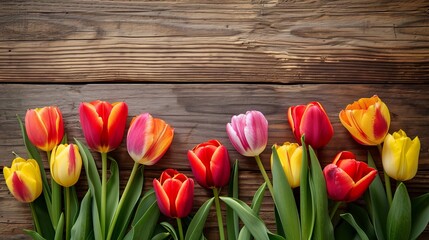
[3,95,428,240]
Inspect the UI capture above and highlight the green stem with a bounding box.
[65,187,71,240]
[177,218,184,240]
[384,173,393,206]
[106,162,142,240]
[101,152,108,239]
[254,155,274,197]
[330,201,342,220]
[213,188,226,240]
[29,202,42,235]
[48,150,61,229]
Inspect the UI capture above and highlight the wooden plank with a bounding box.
[0,0,428,83]
[0,83,428,238]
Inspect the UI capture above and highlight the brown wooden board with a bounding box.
[0,83,428,238]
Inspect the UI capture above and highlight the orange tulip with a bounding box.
[339,95,390,145]
[127,113,174,165]
[79,100,128,153]
[25,106,64,152]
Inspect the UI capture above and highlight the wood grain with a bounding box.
[0,0,428,83]
[0,83,428,238]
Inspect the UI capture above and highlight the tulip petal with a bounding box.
[288,105,305,144]
[244,111,268,156]
[127,113,154,163]
[142,118,174,165]
[25,109,49,151]
[323,164,354,201]
[79,103,104,151]
[107,102,128,152]
[300,103,333,148]
[175,179,194,218]
[227,115,251,156]
[348,168,377,202]
[153,179,171,217]
[188,150,209,188]
[210,145,231,188]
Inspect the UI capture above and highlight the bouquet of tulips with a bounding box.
[3,96,429,240]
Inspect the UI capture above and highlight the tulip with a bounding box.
[226,110,268,157]
[339,95,390,145]
[323,151,377,202]
[187,140,231,189]
[153,169,194,218]
[382,130,420,181]
[127,113,174,165]
[271,142,302,188]
[288,102,333,149]
[3,157,42,203]
[79,100,128,153]
[25,106,64,152]
[50,144,82,187]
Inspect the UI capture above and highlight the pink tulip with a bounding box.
[226,110,268,157]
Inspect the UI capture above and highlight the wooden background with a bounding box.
[1,0,428,239]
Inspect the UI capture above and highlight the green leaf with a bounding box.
[71,190,93,240]
[387,183,411,240]
[75,138,101,210]
[268,232,286,240]
[32,195,55,239]
[348,204,376,240]
[334,219,360,240]
[300,140,314,240]
[106,159,120,230]
[238,182,267,240]
[366,151,388,240]
[23,229,47,240]
[161,222,179,240]
[110,165,144,240]
[340,213,369,240]
[220,197,270,240]
[69,186,79,224]
[227,160,240,240]
[271,145,301,239]
[92,197,103,240]
[308,146,334,240]
[124,189,160,240]
[185,197,215,240]
[410,192,429,240]
[151,232,171,240]
[54,213,65,240]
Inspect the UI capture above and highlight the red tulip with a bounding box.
[153,169,194,218]
[188,140,230,189]
[79,100,128,153]
[323,151,377,202]
[25,106,64,152]
[288,102,333,149]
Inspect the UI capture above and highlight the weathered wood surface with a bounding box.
[0,84,428,239]
[1,0,429,239]
[0,0,428,83]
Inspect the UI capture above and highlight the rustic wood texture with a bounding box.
[0,0,428,83]
[0,84,428,239]
[1,0,429,239]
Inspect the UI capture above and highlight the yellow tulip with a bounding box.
[382,130,420,181]
[3,157,42,203]
[50,144,82,187]
[271,142,302,188]
[339,95,390,145]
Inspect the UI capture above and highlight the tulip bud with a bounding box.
[127,113,174,166]
[339,95,390,145]
[3,158,43,203]
[271,142,302,188]
[288,102,333,149]
[226,110,268,157]
[79,100,128,153]
[382,130,420,181]
[50,144,82,187]
[25,106,64,152]
[153,169,194,218]
[323,151,377,202]
[188,140,231,189]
